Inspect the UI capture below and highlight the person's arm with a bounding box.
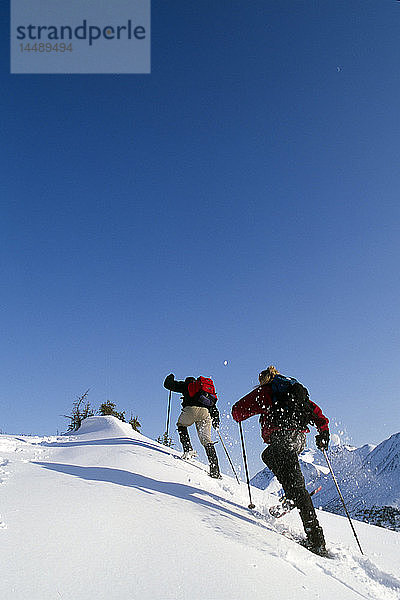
[163,374,186,394]
[309,400,330,449]
[309,400,329,432]
[232,386,272,423]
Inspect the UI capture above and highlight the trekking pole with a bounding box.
[216,428,240,484]
[322,449,364,555]
[238,421,255,509]
[165,390,172,439]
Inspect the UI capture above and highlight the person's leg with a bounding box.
[204,443,221,478]
[262,432,326,552]
[176,407,196,455]
[177,426,193,453]
[296,492,326,551]
[194,408,221,478]
[262,432,298,493]
[194,408,212,446]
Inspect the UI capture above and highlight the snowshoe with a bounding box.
[299,539,331,558]
[182,450,197,460]
[269,486,321,519]
[269,497,296,518]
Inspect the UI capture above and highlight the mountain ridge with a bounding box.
[251,431,400,531]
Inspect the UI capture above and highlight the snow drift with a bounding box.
[0,416,399,600]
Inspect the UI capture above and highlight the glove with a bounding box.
[212,416,220,429]
[315,430,329,450]
[163,373,175,388]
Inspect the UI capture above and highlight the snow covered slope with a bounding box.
[0,416,400,600]
[251,432,400,531]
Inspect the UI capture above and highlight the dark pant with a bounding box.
[262,431,325,549]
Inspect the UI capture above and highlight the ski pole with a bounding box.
[216,428,240,484]
[238,421,255,509]
[165,390,172,439]
[322,449,364,555]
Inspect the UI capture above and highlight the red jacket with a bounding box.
[232,384,329,444]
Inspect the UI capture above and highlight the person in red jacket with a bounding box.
[232,365,330,555]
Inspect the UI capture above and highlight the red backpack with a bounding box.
[187,376,218,407]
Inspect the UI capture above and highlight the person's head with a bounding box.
[185,377,196,384]
[259,365,279,386]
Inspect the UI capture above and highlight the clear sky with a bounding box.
[1,1,399,473]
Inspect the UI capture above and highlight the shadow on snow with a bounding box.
[34,461,269,531]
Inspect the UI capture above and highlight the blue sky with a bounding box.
[1,1,400,473]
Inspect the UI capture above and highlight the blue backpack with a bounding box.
[270,375,313,429]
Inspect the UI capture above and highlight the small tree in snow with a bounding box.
[129,413,141,432]
[157,431,174,447]
[98,400,126,422]
[64,390,94,432]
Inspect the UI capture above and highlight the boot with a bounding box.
[303,524,327,556]
[178,426,193,455]
[205,443,222,479]
[297,492,327,555]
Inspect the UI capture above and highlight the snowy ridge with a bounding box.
[70,414,142,439]
[0,416,399,599]
[251,432,400,531]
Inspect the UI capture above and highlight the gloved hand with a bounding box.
[315,430,330,450]
[163,373,175,389]
[212,416,220,429]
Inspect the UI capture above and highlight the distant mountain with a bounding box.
[250,432,400,531]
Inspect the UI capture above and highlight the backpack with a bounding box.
[187,376,218,408]
[269,374,313,429]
